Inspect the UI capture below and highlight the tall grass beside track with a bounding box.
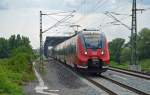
[110,59,150,73]
[0,50,36,95]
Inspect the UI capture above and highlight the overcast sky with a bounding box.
[0,0,150,49]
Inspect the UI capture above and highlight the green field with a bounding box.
[0,54,35,95]
[110,59,150,73]
[0,35,36,95]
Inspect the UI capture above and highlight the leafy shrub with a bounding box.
[0,48,35,95]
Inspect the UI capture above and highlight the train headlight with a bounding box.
[101,50,104,55]
[84,51,88,55]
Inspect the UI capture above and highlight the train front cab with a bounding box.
[76,32,110,73]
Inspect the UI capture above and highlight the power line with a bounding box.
[74,0,107,24]
[45,15,60,22]
[94,0,108,12]
[75,0,86,13]
[75,0,126,29]
[130,0,145,71]
[42,11,75,15]
[104,11,131,30]
[109,12,131,16]
[72,0,148,34]
[39,10,75,72]
[42,10,75,33]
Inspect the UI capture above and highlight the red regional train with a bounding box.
[53,29,110,73]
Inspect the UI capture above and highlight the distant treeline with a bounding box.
[0,34,32,58]
[0,34,35,95]
[109,28,150,64]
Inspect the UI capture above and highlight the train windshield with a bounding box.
[83,33,105,49]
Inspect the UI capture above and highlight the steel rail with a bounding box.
[52,58,149,95]
[101,75,149,95]
[83,76,118,95]
[52,58,118,95]
[108,67,150,80]
[109,66,150,75]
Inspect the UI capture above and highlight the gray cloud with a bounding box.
[0,0,150,49]
[0,0,9,10]
[0,0,69,10]
[63,0,132,14]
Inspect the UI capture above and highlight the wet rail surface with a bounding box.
[24,58,150,95]
[87,76,139,95]
[103,70,150,95]
[108,67,150,80]
[100,75,149,95]
[55,59,119,95]
[24,58,108,95]
[53,58,150,95]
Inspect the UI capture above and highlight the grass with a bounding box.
[140,59,150,72]
[0,53,35,95]
[110,61,128,69]
[110,59,150,73]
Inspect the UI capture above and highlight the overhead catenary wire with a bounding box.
[45,15,60,22]
[42,10,76,33]
[73,0,88,23]
[93,0,108,13]
[71,0,148,32]
[74,0,108,24]
[42,10,76,16]
[75,0,129,29]
[109,12,131,16]
[43,16,73,33]
[104,11,131,30]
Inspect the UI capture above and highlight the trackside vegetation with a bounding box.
[0,35,36,95]
[109,28,150,73]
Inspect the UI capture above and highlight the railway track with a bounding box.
[53,58,149,95]
[101,75,149,95]
[78,71,149,95]
[108,67,150,80]
[110,67,150,75]
[84,76,118,95]
[80,71,149,95]
[84,74,149,95]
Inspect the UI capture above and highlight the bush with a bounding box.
[0,48,35,95]
[140,59,150,72]
[110,61,128,69]
[110,59,150,73]
[0,35,35,95]
[0,73,22,95]
[120,47,131,63]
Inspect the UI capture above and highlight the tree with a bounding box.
[16,34,21,47]
[0,38,9,58]
[109,38,125,64]
[137,28,150,60]
[0,34,32,58]
[121,47,131,62]
[8,35,16,51]
[21,36,31,48]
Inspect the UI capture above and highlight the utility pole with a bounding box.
[40,11,44,71]
[130,0,141,71]
[39,10,75,72]
[104,0,145,71]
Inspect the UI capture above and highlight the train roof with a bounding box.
[79,30,105,37]
[80,29,104,34]
[44,36,72,47]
